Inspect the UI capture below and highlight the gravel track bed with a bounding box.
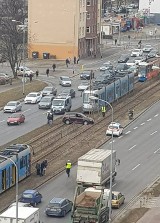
[0,78,160,212]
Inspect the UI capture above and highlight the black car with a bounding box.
[147,50,159,58]
[59,88,76,98]
[94,75,110,85]
[118,54,129,63]
[80,70,94,80]
[115,63,130,73]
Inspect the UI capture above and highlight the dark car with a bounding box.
[42,86,57,97]
[115,63,129,73]
[147,50,160,58]
[7,113,25,125]
[45,197,73,217]
[62,112,94,125]
[80,70,94,80]
[94,74,110,85]
[20,189,42,207]
[38,96,55,109]
[118,54,129,63]
[59,88,76,98]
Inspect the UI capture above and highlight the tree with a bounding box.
[0,0,27,78]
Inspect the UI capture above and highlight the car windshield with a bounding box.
[44,87,52,91]
[133,49,140,52]
[22,193,33,198]
[41,98,50,102]
[80,81,89,86]
[112,194,118,200]
[109,125,119,129]
[52,100,64,106]
[62,77,70,81]
[49,203,61,208]
[10,114,20,118]
[7,102,16,106]
[62,89,70,93]
[28,94,37,97]
[116,64,125,70]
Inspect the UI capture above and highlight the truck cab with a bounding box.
[51,95,72,114]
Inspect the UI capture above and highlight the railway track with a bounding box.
[0,77,160,212]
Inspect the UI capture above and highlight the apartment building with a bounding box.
[28,0,101,59]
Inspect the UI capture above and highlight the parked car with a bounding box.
[42,86,57,97]
[45,197,73,217]
[59,76,71,86]
[112,191,125,208]
[7,113,25,125]
[38,96,55,109]
[4,101,22,113]
[99,61,113,71]
[142,44,153,53]
[78,81,90,91]
[106,122,123,136]
[118,54,129,63]
[24,92,42,104]
[16,66,35,77]
[20,189,42,207]
[62,112,94,125]
[80,70,94,80]
[131,49,143,57]
[59,88,76,98]
[0,73,11,83]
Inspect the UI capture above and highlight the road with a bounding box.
[35,101,160,223]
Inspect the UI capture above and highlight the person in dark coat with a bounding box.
[29,74,33,82]
[43,159,48,175]
[66,58,69,68]
[36,70,39,78]
[115,39,117,46]
[52,64,56,72]
[46,68,49,77]
[36,162,40,175]
[74,56,76,64]
[40,162,44,176]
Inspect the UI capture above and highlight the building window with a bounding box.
[86,26,90,33]
[82,27,84,35]
[80,0,82,7]
[83,12,85,21]
[87,12,90,19]
[80,13,82,21]
[87,0,91,6]
[83,0,85,7]
[79,27,82,36]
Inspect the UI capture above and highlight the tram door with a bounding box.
[2,169,6,190]
[12,164,16,185]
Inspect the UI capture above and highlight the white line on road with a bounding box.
[112,183,117,187]
[118,135,123,139]
[125,131,131,135]
[0,120,5,123]
[133,127,138,130]
[150,131,157,136]
[147,118,151,121]
[154,114,159,117]
[109,140,115,144]
[132,164,140,171]
[140,122,145,126]
[129,145,136,151]
[23,109,31,113]
[154,148,160,154]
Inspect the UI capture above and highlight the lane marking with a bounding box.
[133,127,138,130]
[23,109,31,113]
[132,164,140,171]
[154,114,159,117]
[0,120,5,123]
[112,183,117,187]
[125,131,131,135]
[140,122,145,126]
[118,135,123,139]
[109,140,115,144]
[147,118,151,121]
[129,145,136,151]
[154,148,160,154]
[150,131,157,136]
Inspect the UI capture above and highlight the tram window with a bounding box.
[23,156,27,166]
[20,158,23,169]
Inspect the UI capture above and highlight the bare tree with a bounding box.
[0,0,27,78]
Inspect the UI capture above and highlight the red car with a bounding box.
[7,113,25,125]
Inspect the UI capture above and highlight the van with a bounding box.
[51,95,72,114]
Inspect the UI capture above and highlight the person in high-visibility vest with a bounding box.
[101,106,106,117]
[65,160,72,177]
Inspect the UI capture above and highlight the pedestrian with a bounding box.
[65,160,72,177]
[138,40,142,49]
[47,111,54,125]
[36,70,39,78]
[10,78,12,85]
[74,56,76,64]
[66,58,69,68]
[29,74,33,82]
[52,63,56,72]
[115,39,117,46]
[155,27,157,34]
[35,162,40,175]
[46,68,49,77]
[101,106,106,117]
[40,162,44,176]
[77,57,80,64]
[90,70,94,79]
[43,159,48,175]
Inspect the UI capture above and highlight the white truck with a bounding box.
[0,206,39,223]
[77,148,117,186]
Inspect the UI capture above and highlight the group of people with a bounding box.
[35,160,48,176]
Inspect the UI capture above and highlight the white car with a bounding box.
[106,122,123,137]
[142,45,153,53]
[126,58,135,67]
[134,57,145,65]
[78,81,90,91]
[4,101,22,113]
[16,66,35,77]
[59,76,71,87]
[131,49,143,57]
[24,92,42,104]
[99,62,113,71]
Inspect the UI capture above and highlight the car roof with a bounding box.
[7,101,19,103]
[50,197,65,204]
[23,189,37,194]
[60,76,70,78]
[28,92,39,94]
[109,122,120,126]
[112,191,121,195]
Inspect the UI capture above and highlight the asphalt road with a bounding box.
[35,101,160,223]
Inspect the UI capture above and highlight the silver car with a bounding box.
[42,86,57,97]
[4,101,22,113]
[38,96,55,109]
[59,76,72,87]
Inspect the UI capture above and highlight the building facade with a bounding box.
[28,0,101,59]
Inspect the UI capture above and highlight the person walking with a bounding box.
[36,70,39,78]
[77,57,80,64]
[66,58,69,68]
[35,162,40,175]
[52,63,56,72]
[65,160,72,177]
[40,162,44,176]
[46,68,49,77]
[74,56,76,64]
[115,39,117,46]
[47,111,54,125]
[101,106,106,117]
[43,159,48,175]
[29,74,33,83]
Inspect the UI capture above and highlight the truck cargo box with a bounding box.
[77,149,116,185]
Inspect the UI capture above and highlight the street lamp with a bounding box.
[12,19,27,95]
[89,95,113,223]
[0,155,18,223]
